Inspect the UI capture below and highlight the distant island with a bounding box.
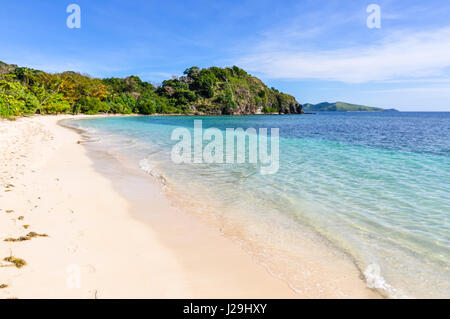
[0,61,303,118]
[303,102,398,112]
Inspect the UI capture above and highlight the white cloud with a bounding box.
[236,27,450,83]
[383,78,450,84]
[370,87,450,94]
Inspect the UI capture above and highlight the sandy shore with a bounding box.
[0,115,300,299]
[0,115,378,299]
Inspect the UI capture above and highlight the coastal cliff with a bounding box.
[157,66,303,115]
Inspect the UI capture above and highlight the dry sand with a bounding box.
[0,115,378,299]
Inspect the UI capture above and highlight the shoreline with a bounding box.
[64,116,380,299]
[0,115,379,299]
[0,115,298,298]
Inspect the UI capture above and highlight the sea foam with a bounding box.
[364,264,408,299]
[139,158,160,178]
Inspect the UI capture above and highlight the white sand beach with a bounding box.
[0,115,378,299]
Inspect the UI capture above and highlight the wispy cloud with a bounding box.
[369,86,450,94]
[236,27,450,83]
[383,78,450,84]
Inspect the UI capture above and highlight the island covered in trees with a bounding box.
[0,61,303,118]
[303,102,398,112]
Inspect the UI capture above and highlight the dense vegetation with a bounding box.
[0,61,302,118]
[303,101,396,112]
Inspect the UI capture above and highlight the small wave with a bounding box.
[80,135,101,143]
[139,158,160,178]
[75,125,97,135]
[364,264,410,299]
[139,158,168,189]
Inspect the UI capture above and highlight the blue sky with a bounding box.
[1,0,450,111]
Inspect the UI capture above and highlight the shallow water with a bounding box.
[68,112,450,298]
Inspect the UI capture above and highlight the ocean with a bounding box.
[67,112,450,298]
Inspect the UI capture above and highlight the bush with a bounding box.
[137,98,156,114]
[0,79,39,116]
[106,93,136,114]
[75,97,110,114]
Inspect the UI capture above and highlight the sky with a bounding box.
[1,0,450,111]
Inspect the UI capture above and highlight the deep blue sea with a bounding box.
[69,112,450,298]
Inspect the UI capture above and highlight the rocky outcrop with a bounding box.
[160,66,304,115]
[279,102,303,114]
[0,62,17,75]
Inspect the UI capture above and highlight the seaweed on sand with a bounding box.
[3,256,27,268]
[4,232,49,242]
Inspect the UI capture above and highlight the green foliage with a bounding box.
[262,106,278,114]
[183,66,200,78]
[190,69,218,98]
[103,76,155,98]
[0,78,39,116]
[158,65,300,114]
[76,96,111,114]
[0,61,301,117]
[41,93,71,114]
[215,85,237,114]
[137,98,156,115]
[105,93,136,114]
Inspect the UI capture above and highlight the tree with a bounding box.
[137,98,156,115]
[183,66,200,78]
[190,69,217,98]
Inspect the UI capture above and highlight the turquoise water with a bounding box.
[69,112,450,298]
